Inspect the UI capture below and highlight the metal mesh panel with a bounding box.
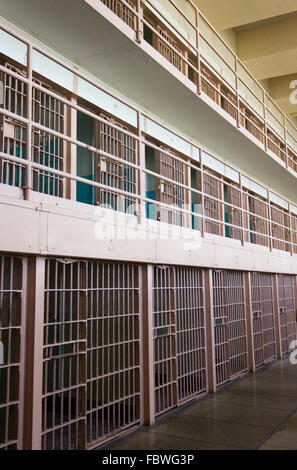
[100,0,137,29]
[86,262,140,447]
[201,63,220,104]
[291,214,297,255]
[271,204,290,252]
[0,63,27,188]
[153,266,207,415]
[251,273,276,367]
[224,184,242,240]
[156,25,183,73]
[203,172,222,235]
[175,268,207,403]
[153,266,177,415]
[42,260,87,450]
[42,259,141,449]
[248,194,269,247]
[277,274,296,355]
[0,256,23,450]
[213,270,247,387]
[32,83,65,197]
[221,85,237,121]
[94,117,138,214]
[156,149,185,226]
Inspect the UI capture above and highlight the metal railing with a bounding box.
[97,0,297,173]
[0,23,297,256]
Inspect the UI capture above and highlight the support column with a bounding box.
[273,274,282,359]
[244,272,256,373]
[23,256,45,450]
[67,96,77,201]
[204,269,216,393]
[141,264,155,425]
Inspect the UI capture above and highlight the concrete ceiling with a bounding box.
[193,0,297,124]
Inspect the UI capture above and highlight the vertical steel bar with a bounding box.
[141,264,155,425]
[204,269,216,393]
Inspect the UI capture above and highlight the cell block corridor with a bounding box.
[0,255,296,449]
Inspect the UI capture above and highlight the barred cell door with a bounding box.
[153,266,207,416]
[203,171,222,236]
[0,62,27,188]
[212,270,248,387]
[32,82,65,197]
[277,274,297,355]
[250,273,276,368]
[94,116,138,214]
[42,259,141,450]
[156,148,185,226]
[248,194,269,247]
[224,184,242,240]
[153,266,177,415]
[0,256,25,449]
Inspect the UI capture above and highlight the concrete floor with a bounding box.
[101,357,297,450]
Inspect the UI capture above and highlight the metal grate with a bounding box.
[203,171,222,236]
[247,193,269,247]
[0,256,24,450]
[277,274,296,355]
[213,270,248,387]
[271,204,290,252]
[251,272,276,367]
[94,117,138,214]
[224,183,242,240]
[86,262,141,448]
[32,82,65,197]
[100,0,137,30]
[153,266,177,415]
[0,63,27,188]
[42,259,87,450]
[175,267,207,403]
[42,259,141,449]
[153,266,207,415]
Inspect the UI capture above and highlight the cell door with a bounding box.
[94,116,138,214]
[277,274,296,355]
[224,184,242,240]
[248,194,269,247]
[156,149,185,226]
[32,82,65,197]
[203,171,222,236]
[0,62,27,188]
[250,272,276,367]
[271,204,290,252]
[0,256,25,450]
[153,266,207,416]
[213,270,248,387]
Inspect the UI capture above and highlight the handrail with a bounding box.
[99,0,297,165]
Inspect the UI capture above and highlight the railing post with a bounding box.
[244,272,255,373]
[204,269,216,393]
[141,264,155,425]
[24,43,33,201]
[272,274,282,359]
[235,57,240,129]
[136,0,143,44]
[67,94,77,201]
[263,91,268,151]
[138,111,145,224]
[195,9,202,96]
[23,256,45,450]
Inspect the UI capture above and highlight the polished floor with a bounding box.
[100,357,297,450]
